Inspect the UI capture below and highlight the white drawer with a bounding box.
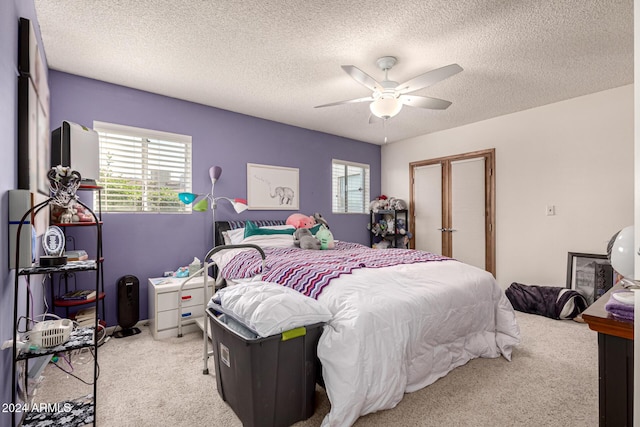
[157,287,211,312]
[157,304,206,331]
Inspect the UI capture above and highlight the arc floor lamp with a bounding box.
[178,166,248,249]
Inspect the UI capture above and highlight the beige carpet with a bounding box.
[34,311,598,426]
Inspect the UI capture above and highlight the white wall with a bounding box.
[382,85,634,289]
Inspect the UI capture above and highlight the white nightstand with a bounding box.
[148,275,214,340]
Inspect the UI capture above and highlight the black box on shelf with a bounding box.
[207,308,323,427]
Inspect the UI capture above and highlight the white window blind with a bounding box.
[332,159,370,214]
[93,121,192,213]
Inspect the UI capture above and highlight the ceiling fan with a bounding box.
[315,56,463,121]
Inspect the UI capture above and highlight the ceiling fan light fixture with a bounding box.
[369,97,403,119]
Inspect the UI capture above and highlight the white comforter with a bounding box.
[315,260,520,427]
[212,244,520,427]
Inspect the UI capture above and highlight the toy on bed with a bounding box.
[293,228,321,250]
[288,213,334,249]
[313,212,330,229]
[315,225,335,249]
[286,213,316,229]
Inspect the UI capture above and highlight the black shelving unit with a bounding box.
[50,185,105,323]
[369,209,410,249]
[11,196,101,427]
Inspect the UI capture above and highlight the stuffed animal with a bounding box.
[315,225,335,249]
[313,212,330,229]
[286,213,316,229]
[378,219,389,236]
[293,228,321,250]
[59,207,75,223]
[388,197,408,210]
[396,218,407,235]
[370,222,383,236]
[369,197,390,213]
[383,214,395,234]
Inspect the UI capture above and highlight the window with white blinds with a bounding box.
[93,121,192,213]
[332,159,370,214]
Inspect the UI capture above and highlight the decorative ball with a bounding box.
[610,225,635,279]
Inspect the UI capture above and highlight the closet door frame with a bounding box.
[409,148,496,276]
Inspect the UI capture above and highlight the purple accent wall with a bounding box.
[48,71,381,326]
[1,1,44,421]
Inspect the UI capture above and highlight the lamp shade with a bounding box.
[231,198,248,213]
[193,198,209,212]
[370,97,403,119]
[610,225,635,279]
[209,166,222,184]
[178,192,199,204]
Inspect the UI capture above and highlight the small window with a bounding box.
[332,159,370,214]
[93,121,192,213]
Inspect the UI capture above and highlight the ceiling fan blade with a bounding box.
[314,96,374,108]
[341,65,384,92]
[399,94,452,110]
[396,63,463,94]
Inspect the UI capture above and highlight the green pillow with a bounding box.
[244,220,296,238]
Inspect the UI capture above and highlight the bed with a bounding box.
[211,220,521,427]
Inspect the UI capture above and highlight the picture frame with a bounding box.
[17,17,51,196]
[566,252,614,305]
[247,163,299,210]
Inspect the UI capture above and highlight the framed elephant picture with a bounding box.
[247,163,299,210]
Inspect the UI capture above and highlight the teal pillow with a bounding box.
[309,223,322,235]
[244,220,295,238]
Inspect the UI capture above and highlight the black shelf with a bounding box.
[369,209,410,249]
[16,327,94,361]
[21,394,93,427]
[18,260,98,276]
[54,292,106,308]
[11,194,102,427]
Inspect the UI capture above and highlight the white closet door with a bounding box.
[450,157,486,269]
[414,163,443,254]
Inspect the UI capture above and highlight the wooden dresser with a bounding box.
[582,284,634,426]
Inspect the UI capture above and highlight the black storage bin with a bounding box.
[207,307,323,427]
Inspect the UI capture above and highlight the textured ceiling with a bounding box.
[34,0,633,145]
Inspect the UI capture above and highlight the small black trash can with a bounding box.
[114,275,141,338]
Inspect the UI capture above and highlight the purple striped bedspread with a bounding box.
[221,241,451,299]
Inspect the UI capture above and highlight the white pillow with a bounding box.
[241,234,296,248]
[211,282,332,337]
[221,231,231,245]
[225,228,246,245]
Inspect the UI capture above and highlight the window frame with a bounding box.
[93,121,192,214]
[332,159,370,214]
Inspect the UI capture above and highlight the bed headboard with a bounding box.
[214,219,287,247]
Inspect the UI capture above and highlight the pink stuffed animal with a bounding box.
[286,213,316,229]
